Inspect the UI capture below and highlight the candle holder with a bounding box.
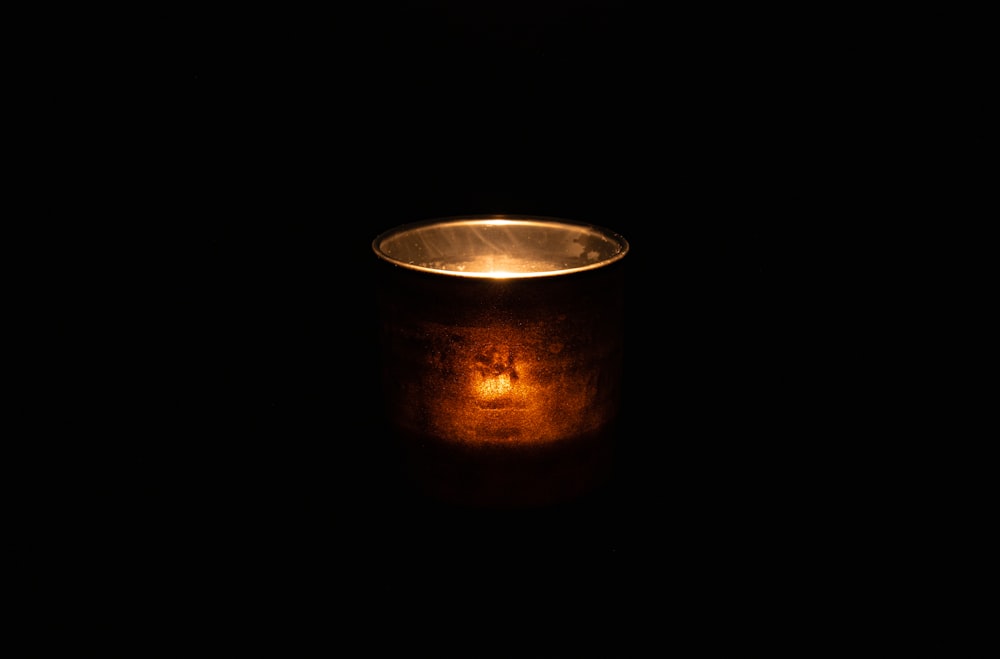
[373,215,629,508]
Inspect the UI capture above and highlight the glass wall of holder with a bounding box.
[372,215,629,508]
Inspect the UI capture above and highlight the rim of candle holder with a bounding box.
[372,214,629,279]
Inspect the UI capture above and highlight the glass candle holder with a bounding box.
[372,215,629,508]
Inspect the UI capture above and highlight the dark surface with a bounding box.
[40,3,871,651]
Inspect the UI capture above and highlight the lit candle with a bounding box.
[373,215,629,508]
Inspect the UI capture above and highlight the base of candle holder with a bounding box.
[392,424,617,509]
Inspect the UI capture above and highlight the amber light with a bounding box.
[373,215,629,508]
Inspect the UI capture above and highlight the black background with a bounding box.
[44,2,877,651]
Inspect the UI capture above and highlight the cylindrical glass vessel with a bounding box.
[372,215,629,508]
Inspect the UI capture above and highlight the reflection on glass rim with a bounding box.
[372,216,629,278]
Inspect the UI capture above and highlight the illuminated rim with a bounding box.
[372,215,629,279]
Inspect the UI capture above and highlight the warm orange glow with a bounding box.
[417,322,610,447]
[476,373,514,399]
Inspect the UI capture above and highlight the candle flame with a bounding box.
[477,373,514,398]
